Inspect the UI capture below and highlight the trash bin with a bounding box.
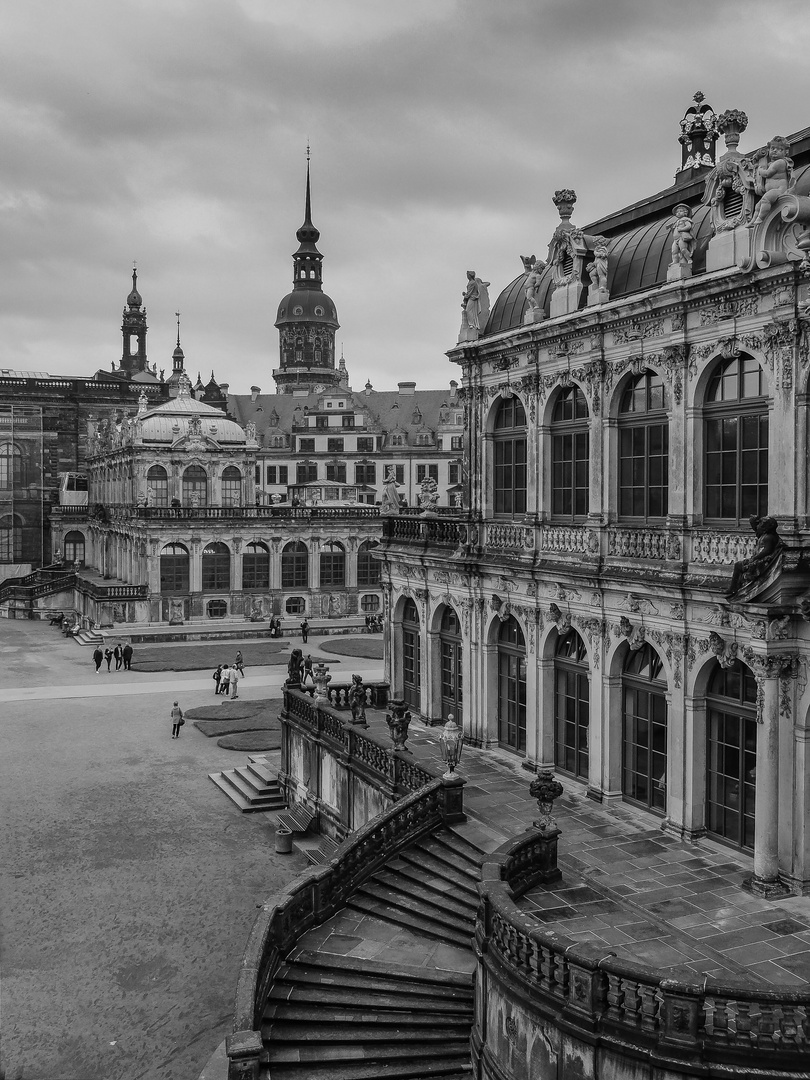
[275,825,293,854]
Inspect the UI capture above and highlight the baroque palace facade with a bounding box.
[379,95,810,896]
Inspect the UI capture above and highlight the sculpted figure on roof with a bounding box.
[524,258,546,312]
[669,205,695,266]
[746,136,795,228]
[458,271,491,342]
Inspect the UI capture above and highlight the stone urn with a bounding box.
[529,770,563,832]
[312,662,332,702]
[386,699,412,752]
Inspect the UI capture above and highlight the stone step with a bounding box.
[232,765,282,800]
[74,629,105,647]
[382,856,480,909]
[345,887,473,947]
[266,1020,469,1044]
[303,835,339,865]
[245,759,279,786]
[371,866,477,922]
[267,1039,471,1066]
[280,949,474,991]
[267,983,473,1015]
[418,831,483,873]
[207,770,287,813]
[263,1002,471,1027]
[216,768,285,806]
[260,1061,472,1080]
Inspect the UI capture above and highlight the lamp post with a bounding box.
[438,714,465,779]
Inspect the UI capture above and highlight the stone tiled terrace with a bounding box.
[354,709,810,988]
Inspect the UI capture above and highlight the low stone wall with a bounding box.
[473,831,810,1080]
[279,684,439,841]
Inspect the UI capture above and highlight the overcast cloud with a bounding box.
[2,0,809,393]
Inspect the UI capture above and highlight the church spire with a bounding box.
[293,148,323,289]
[120,263,148,377]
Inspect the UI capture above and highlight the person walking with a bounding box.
[104,648,113,672]
[113,643,122,670]
[234,650,245,676]
[302,653,314,688]
[92,646,103,674]
[229,664,241,699]
[213,664,223,695]
[170,701,184,739]
[122,643,133,670]
[300,618,309,644]
[220,664,231,698]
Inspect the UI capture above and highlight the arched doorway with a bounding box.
[439,607,463,723]
[202,542,230,591]
[554,629,589,780]
[146,465,168,507]
[182,465,208,506]
[63,530,86,565]
[402,599,421,710]
[221,466,242,507]
[282,542,308,588]
[706,661,757,851]
[497,616,526,753]
[242,542,270,590]
[622,643,668,812]
[160,542,189,593]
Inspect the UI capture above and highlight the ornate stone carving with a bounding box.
[747,136,795,228]
[621,593,659,616]
[612,319,664,345]
[728,515,782,597]
[548,603,572,637]
[458,271,491,343]
[667,204,695,281]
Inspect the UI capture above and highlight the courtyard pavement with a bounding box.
[0,620,376,1080]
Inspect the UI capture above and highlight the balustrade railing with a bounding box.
[539,524,592,555]
[76,579,148,600]
[102,504,381,522]
[607,528,679,560]
[476,832,810,1067]
[383,515,466,547]
[0,570,77,602]
[690,531,758,564]
[484,522,534,552]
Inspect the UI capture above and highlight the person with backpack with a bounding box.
[234,650,245,676]
[213,664,223,694]
[300,618,309,644]
[220,664,232,698]
[170,701,184,739]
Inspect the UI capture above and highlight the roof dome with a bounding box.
[139,385,246,445]
[275,291,339,327]
[127,268,142,309]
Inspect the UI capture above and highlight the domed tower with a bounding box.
[273,155,341,394]
[120,266,148,377]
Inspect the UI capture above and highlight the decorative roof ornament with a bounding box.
[716,109,749,154]
[177,371,192,398]
[677,90,718,173]
[137,390,149,416]
[552,189,577,224]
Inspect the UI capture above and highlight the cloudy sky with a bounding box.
[2,0,809,395]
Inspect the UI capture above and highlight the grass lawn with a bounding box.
[319,636,383,660]
[129,640,289,672]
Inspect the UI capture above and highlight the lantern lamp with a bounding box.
[438,714,465,779]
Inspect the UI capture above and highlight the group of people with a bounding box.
[92,642,133,673]
[212,651,246,698]
[269,617,283,638]
[364,614,382,632]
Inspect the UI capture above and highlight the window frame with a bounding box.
[617,370,669,523]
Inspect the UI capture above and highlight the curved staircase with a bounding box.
[258,827,481,1080]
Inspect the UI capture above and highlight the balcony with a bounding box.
[98,504,383,523]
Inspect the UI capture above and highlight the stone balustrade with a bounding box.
[484,522,535,552]
[607,527,680,560]
[539,524,592,555]
[690,531,758,564]
[101,504,381,522]
[473,830,810,1079]
[383,514,466,548]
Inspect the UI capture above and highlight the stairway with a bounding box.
[208,755,287,813]
[259,826,480,1079]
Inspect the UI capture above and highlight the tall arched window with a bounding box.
[357,540,380,586]
[182,465,208,506]
[706,661,757,851]
[63,530,86,564]
[439,607,463,724]
[705,355,768,522]
[202,541,230,591]
[320,541,345,588]
[146,465,168,508]
[402,599,421,710]
[618,370,668,520]
[0,443,23,489]
[551,386,589,519]
[0,514,23,561]
[242,541,269,589]
[221,466,242,507]
[622,643,668,811]
[493,396,527,517]
[160,542,189,593]
[497,617,526,753]
[554,629,589,779]
[281,541,308,588]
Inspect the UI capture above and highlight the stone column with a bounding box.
[601,674,623,802]
[749,658,791,896]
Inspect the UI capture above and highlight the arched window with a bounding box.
[497,617,526,753]
[439,607,463,724]
[242,541,269,590]
[493,396,527,517]
[554,629,589,779]
[63,530,86,565]
[182,465,208,506]
[221,466,242,507]
[357,540,380,586]
[706,661,757,851]
[551,386,589,519]
[0,514,23,561]
[146,465,168,508]
[320,541,345,588]
[160,542,189,593]
[281,541,308,588]
[622,643,668,811]
[705,355,768,522]
[0,443,23,489]
[202,541,230,591]
[402,599,421,709]
[618,370,668,520]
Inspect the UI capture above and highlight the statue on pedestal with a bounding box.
[728,515,782,596]
[669,204,695,267]
[380,467,401,515]
[747,136,794,227]
[523,258,546,317]
[458,271,491,342]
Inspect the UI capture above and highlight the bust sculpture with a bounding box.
[728,515,782,596]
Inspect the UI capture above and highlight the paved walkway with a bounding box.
[355,711,810,988]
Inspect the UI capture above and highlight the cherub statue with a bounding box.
[728,515,782,595]
[747,136,795,227]
[348,674,367,724]
[587,237,609,291]
[669,204,694,266]
[524,258,546,311]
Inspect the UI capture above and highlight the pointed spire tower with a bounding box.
[273,147,341,394]
[166,311,187,397]
[120,264,149,377]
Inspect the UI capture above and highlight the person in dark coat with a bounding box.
[104,648,113,672]
[213,664,223,694]
[93,647,103,674]
[113,644,122,670]
[300,619,309,644]
[122,643,133,670]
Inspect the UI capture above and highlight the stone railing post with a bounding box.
[226,1030,263,1079]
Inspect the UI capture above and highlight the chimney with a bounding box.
[220,382,229,396]
[251,385,261,403]
[397,381,416,396]
[449,380,458,398]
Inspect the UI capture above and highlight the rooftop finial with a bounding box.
[175,310,181,347]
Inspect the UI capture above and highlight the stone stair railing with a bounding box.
[473,830,810,1078]
[226,775,465,1080]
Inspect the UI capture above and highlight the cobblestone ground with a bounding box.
[0,620,380,1080]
